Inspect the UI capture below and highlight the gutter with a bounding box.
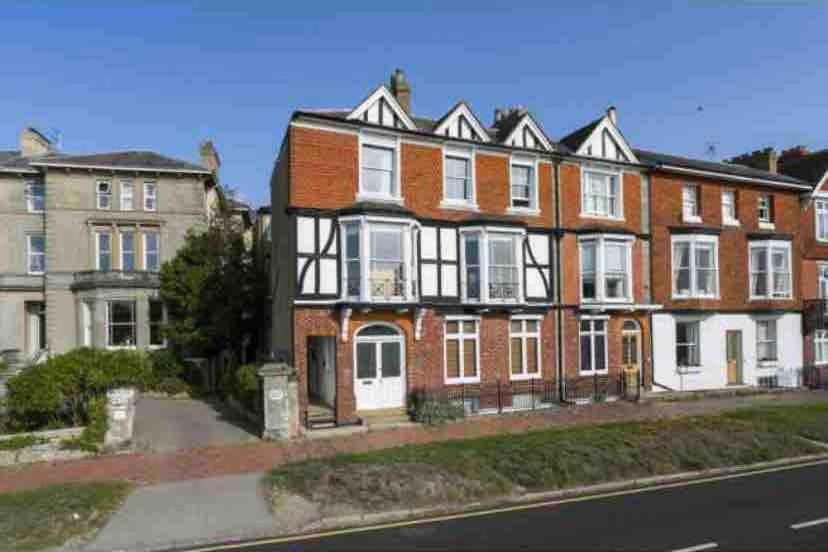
[656,164,811,191]
[28,161,212,175]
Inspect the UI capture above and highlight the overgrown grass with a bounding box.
[267,403,828,513]
[0,481,132,551]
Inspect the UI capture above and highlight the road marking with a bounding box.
[671,543,717,552]
[791,517,828,530]
[187,457,828,552]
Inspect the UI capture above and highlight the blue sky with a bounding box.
[2,1,826,207]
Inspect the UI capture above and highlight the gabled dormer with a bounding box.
[347,84,417,131]
[433,101,491,143]
[561,107,639,164]
[493,107,554,152]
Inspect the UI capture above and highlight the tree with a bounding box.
[159,215,264,360]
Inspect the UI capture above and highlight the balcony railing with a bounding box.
[71,270,160,291]
[804,300,828,333]
[489,282,520,301]
[345,277,416,301]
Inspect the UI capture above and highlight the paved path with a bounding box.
[1,390,825,494]
[235,460,828,551]
[133,396,259,453]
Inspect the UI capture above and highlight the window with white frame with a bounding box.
[676,320,700,367]
[460,229,522,303]
[120,180,134,210]
[444,154,473,203]
[361,144,396,198]
[510,318,541,378]
[340,219,415,301]
[816,200,828,242]
[369,225,405,298]
[682,183,700,221]
[820,265,828,300]
[144,233,160,272]
[722,190,738,224]
[672,235,719,298]
[579,319,607,374]
[27,234,45,274]
[749,241,792,299]
[463,232,481,300]
[579,235,633,302]
[756,319,778,363]
[758,194,774,224]
[120,230,136,271]
[96,232,112,271]
[510,162,535,210]
[107,301,136,348]
[815,330,828,365]
[26,181,45,213]
[444,318,479,383]
[488,234,519,300]
[143,181,157,211]
[97,181,112,209]
[149,299,165,347]
[581,169,621,219]
[344,222,361,298]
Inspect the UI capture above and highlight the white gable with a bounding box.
[433,102,490,143]
[347,86,417,131]
[576,117,638,164]
[502,114,553,152]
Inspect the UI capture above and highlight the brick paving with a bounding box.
[1,390,825,494]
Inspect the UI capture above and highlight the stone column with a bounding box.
[258,362,299,440]
[105,387,137,447]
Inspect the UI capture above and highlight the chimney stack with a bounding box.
[607,106,617,125]
[389,69,411,114]
[19,127,53,158]
[728,147,778,174]
[779,145,809,171]
[199,140,221,174]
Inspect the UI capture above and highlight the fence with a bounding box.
[563,372,640,403]
[803,366,828,390]
[415,379,558,416]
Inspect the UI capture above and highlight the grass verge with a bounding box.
[0,481,132,551]
[266,403,828,516]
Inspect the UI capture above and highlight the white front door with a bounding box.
[354,326,405,410]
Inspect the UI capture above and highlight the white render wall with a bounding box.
[652,312,803,392]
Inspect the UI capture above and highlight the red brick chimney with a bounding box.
[778,145,809,171]
[728,147,778,174]
[389,69,411,114]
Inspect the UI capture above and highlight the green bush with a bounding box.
[220,364,260,413]
[147,349,185,387]
[410,392,466,425]
[0,434,48,451]
[157,377,190,396]
[61,396,108,453]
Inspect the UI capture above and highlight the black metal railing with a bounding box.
[803,365,828,390]
[563,372,640,403]
[344,277,416,300]
[489,282,520,301]
[804,300,828,333]
[413,379,558,416]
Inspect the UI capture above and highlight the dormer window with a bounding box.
[581,169,622,219]
[510,159,537,212]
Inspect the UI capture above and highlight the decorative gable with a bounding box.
[574,114,638,164]
[347,86,417,131]
[433,102,490,142]
[502,114,553,152]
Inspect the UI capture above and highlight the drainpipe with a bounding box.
[553,160,565,402]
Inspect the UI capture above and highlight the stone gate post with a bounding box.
[258,362,299,440]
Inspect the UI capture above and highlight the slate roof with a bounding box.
[634,149,810,187]
[0,149,209,174]
[0,150,39,172]
[779,150,828,185]
[559,117,602,152]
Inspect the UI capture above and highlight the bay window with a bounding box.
[749,241,792,299]
[510,318,541,379]
[756,319,778,363]
[579,235,633,303]
[445,318,479,383]
[107,301,136,348]
[460,229,522,303]
[579,318,607,374]
[344,222,361,298]
[369,226,405,298]
[463,233,481,300]
[581,169,621,219]
[340,218,415,302]
[676,320,700,368]
[816,200,828,242]
[489,234,519,300]
[672,235,719,298]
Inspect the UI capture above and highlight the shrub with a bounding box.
[220,364,260,413]
[147,349,185,387]
[61,396,108,453]
[156,377,190,396]
[410,392,466,426]
[0,434,48,451]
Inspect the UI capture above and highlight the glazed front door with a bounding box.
[726,330,743,385]
[354,326,405,410]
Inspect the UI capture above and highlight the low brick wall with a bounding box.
[0,427,90,466]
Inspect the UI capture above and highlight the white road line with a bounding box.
[791,517,828,530]
[671,543,718,552]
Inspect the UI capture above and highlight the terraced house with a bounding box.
[0,128,219,363]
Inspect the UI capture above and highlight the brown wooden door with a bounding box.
[726,330,743,385]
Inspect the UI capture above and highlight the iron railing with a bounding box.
[345,277,416,300]
[489,282,520,301]
[563,372,640,403]
[413,379,558,416]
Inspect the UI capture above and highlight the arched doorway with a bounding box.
[354,323,406,410]
[621,320,641,373]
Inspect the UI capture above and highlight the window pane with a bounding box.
[446,321,459,334]
[526,338,538,373]
[510,337,522,374]
[446,339,460,378]
[580,335,592,373]
[356,343,377,379]
[122,233,135,271]
[605,243,625,271]
[511,320,522,333]
[362,168,391,194]
[489,239,515,265]
[594,334,606,371]
[381,342,401,378]
[370,229,403,261]
[463,339,477,377]
[581,242,596,272]
[363,146,393,170]
[526,320,538,332]
[463,321,476,333]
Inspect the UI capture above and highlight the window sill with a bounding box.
[507,206,541,216]
[758,361,779,369]
[440,200,479,212]
[356,193,404,205]
[749,296,792,301]
[106,346,138,351]
[445,378,481,385]
[671,294,719,300]
[723,219,740,227]
[510,373,543,381]
[683,215,703,224]
[578,371,609,377]
[677,367,702,374]
[759,222,776,231]
[579,213,625,222]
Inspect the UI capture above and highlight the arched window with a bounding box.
[356,324,400,337]
[622,320,639,332]
[621,320,641,368]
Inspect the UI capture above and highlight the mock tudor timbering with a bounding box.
[272,70,819,423]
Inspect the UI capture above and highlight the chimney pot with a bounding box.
[607,105,617,125]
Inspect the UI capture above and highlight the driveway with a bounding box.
[133,395,260,453]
